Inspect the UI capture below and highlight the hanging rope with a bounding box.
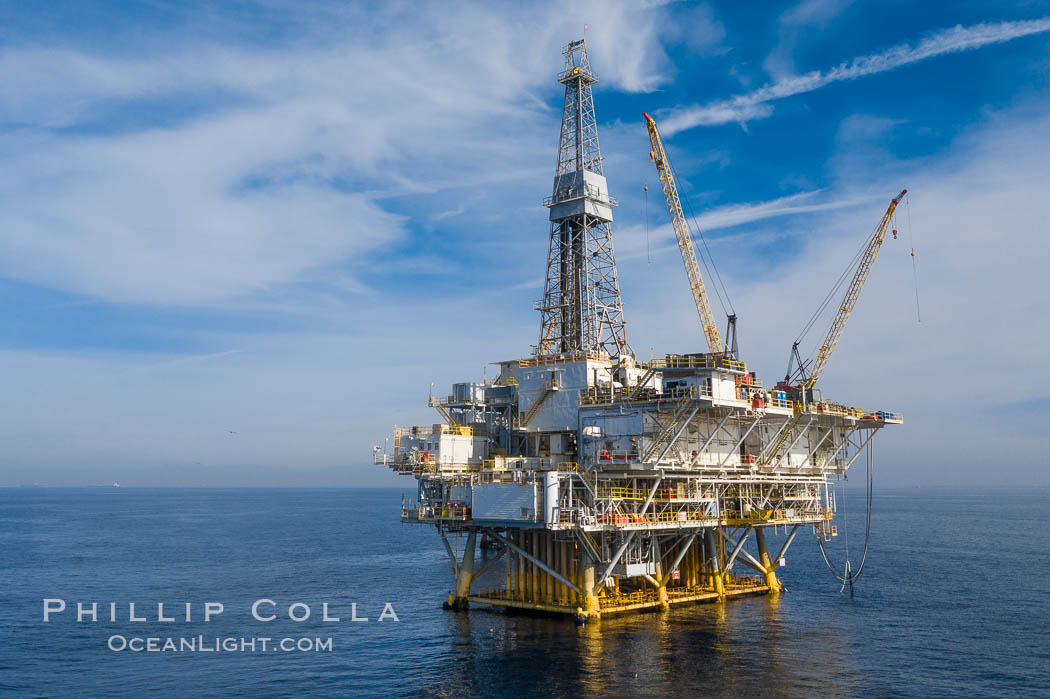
[644,183,651,265]
[794,220,875,349]
[841,471,849,581]
[907,195,921,323]
[817,438,874,594]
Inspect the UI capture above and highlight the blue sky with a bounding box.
[1,1,1048,486]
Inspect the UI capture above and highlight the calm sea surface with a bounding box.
[1,486,1047,697]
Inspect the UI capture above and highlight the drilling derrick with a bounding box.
[373,41,903,622]
[537,39,630,359]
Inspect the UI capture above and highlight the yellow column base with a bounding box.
[760,552,781,593]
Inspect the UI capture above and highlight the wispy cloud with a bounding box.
[662,17,1050,134]
[762,0,854,80]
[130,349,243,373]
[432,207,465,221]
[693,189,877,231]
[0,1,691,306]
[619,190,877,257]
[508,277,544,291]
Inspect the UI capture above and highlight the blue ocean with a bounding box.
[1,486,1047,697]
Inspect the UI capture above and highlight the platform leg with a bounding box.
[755,526,781,593]
[705,528,725,598]
[450,530,477,610]
[578,554,600,622]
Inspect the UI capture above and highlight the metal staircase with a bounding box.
[521,381,558,427]
[627,366,658,400]
[641,394,695,463]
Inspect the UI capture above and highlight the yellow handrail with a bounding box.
[643,355,747,373]
[519,351,609,368]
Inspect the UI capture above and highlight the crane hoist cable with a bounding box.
[786,235,874,383]
[765,190,906,467]
[670,157,735,319]
[803,189,906,390]
[643,112,731,355]
[799,196,903,346]
[790,189,907,390]
[795,234,871,349]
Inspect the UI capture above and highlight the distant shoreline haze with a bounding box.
[0,463,402,489]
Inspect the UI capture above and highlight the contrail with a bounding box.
[662,17,1050,135]
[130,349,243,373]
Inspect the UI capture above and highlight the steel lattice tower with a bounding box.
[536,39,631,359]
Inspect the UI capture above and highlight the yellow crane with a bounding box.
[795,189,907,391]
[764,189,907,465]
[644,112,723,355]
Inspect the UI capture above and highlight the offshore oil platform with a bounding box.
[374,39,903,621]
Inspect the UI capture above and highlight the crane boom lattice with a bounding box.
[644,113,722,354]
[764,189,907,466]
[805,189,907,390]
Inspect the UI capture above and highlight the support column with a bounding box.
[530,532,538,601]
[704,528,724,598]
[653,536,669,610]
[684,541,693,589]
[559,540,569,605]
[522,532,529,599]
[755,527,781,593]
[579,553,600,621]
[570,544,579,605]
[550,531,558,600]
[449,530,477,610]
[516,531,524,599]
[700,530,708,582]
[538,534,545,604]
[506,540,513,597]
[688,533,697,587]
[689,539,698,589]
[578,545,587,603]
[523,532,531,599]
[693,539,702,589]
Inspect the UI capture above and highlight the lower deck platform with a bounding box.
[466,575,770,618]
